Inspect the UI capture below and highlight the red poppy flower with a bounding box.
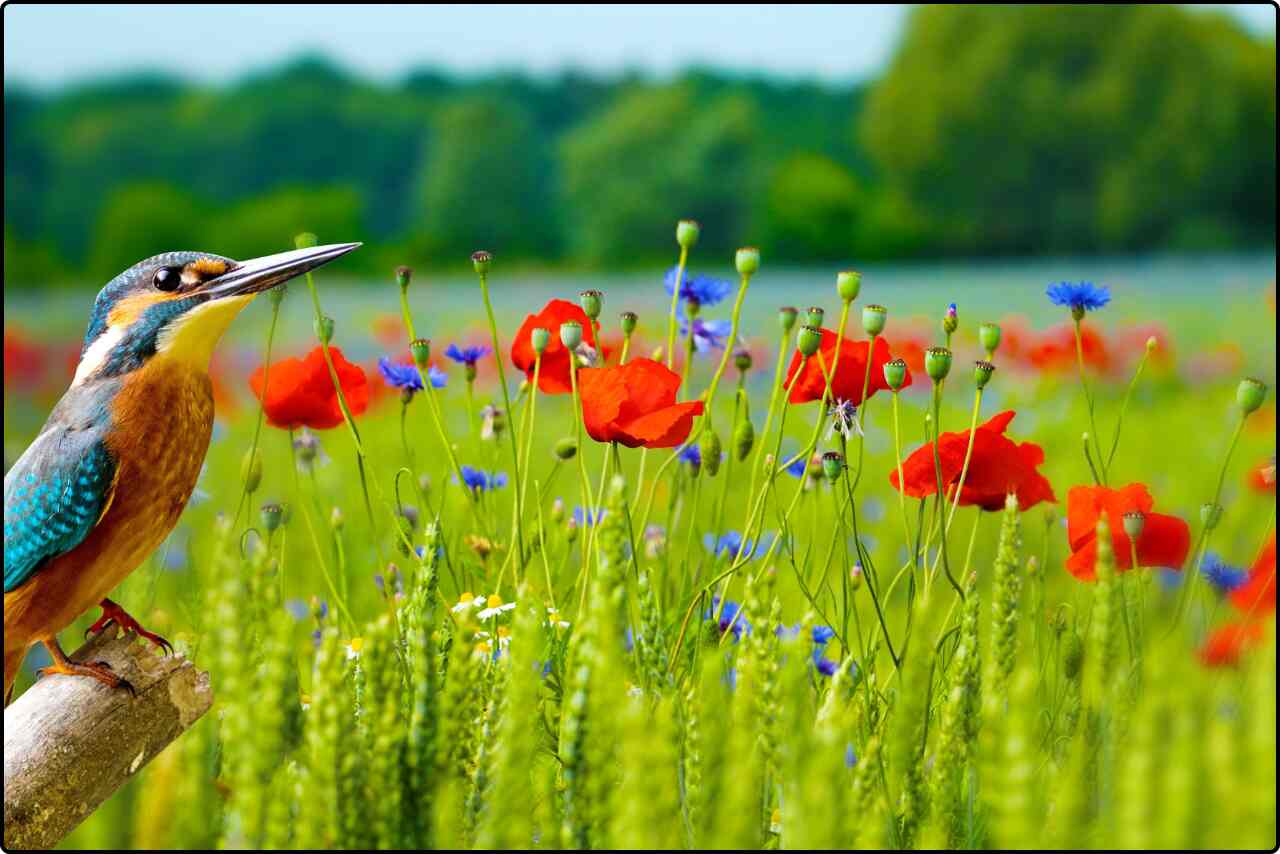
[782,330,911,404]
[1064,483,1191,581]
[1198,621,1267,668]
[249,345,369,430]
[511,299,596,395]
[888,411,1055,511]
[1028,323,1111,375]
[1230,531,1276,617]
[577,357,704,448]
[1247,457,1276,494]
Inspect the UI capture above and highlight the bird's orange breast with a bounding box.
[4,360,215,643]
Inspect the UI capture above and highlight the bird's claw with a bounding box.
[38,658,135,697]
[86,600,174,656]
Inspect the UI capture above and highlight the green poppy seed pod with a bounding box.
[471,250,492,275]
[294,232,318,250]
[395,265,413,291]
[942,302,958,335]
[676,219,700,249]
[579,289,603,320]
[1200,502,1223,531]
[734,348,752,373]
[410,337,431,368]
[973,359,995,389]
[836,270,861,303]
[554,437,578,461]
[559,321,583,350]
[1236,377,1268,415]
[260,502,283,533]
[1061,632,1084,680]
[565,518,578,543]
[883,358,908,391]
[798,325,822,357]
[550,497,565,523]
[925,347,953,382]
[329,505,344,530]
[806,306,825,328]
[822,451,844,483]
[241,448,262,494]
[862,304,887,337]
[700,429,723,477]
[979,322,1001,357]
[1123,511,1145,541]
[268,282,287,307]
[530,326,550,355]
[620,311,638,335]
[779,306,799,334]
[314,314,334,345]
[735,246,760,276]
[733,416,755,462]
[849,562,863,590]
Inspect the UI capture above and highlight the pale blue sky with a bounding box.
[3,4,1274,88]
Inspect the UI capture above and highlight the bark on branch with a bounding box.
[3,628,214,850]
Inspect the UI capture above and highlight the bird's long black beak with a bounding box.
[204,242,362,299]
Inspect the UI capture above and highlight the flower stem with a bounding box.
[1105,346,1151,471]
[1073,317,1108,484]
[665,246,689,370]
[233,293,282,529]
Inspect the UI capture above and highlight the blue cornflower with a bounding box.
[813,650,839,677]
[845,744,858,768]
[284,599,310,620]
[1158,568,1183,591]
[444,343,491,366]
[664,267,733,308]
[679,316,733,352]
[679,444,702,468]
[1046,281,1110,313]
[572,506,606,527]
[774,623,836,646]
[378,357,446,393]
[785,455,810,478]
[704,531,773,561]
[705,596,751,641]
[458,465,508,493]
[1201,553,1248,594]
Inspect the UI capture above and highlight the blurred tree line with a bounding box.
[4,5,1274,287]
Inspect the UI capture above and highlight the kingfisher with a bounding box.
[3,243,360,701]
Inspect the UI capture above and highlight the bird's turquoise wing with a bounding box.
[4,427,118,594]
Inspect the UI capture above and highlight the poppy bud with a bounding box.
[925,347,953,382]
[798,325,822,357]
[850,561,863,590]
[551,497,565,522]
[579,289,603,320]
[314,314,335,345]
[676,219,700,250]
[806,306,825,328]
[1237,377,1268,415]
[1061,632,1084,680]
[1123,511,1145,540]
[260,502,284,533]
[410,337,431,368]
[884,358,908,391]
[241,448,262,493]
[700,430,723,477]
[822,451,844,482]
[973,360,995,389]
[329,506,344,530]
[862,304,887,337]
[471,250,492,275]
[560,321,583,350]
[620,311,638,335]
[530,326,550,355]
[735,246,760,276]
[1145,336,1158,353]
[942,303,958,335]
[837,270,861,303]
[395,265,413,291]
[1200,502,1223,530]
[779,306,799,334]
[294,232,318,250]
[978,322,1001,357]
[733,416,755,461]
[565,518,579,543]
[554,437,578,460]
[734,349,753,373]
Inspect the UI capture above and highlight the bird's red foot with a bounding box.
[85,598,174,656]
[38,642,136,697]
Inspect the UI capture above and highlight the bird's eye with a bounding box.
[153,267,180,291]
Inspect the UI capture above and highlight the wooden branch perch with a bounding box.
[3,628,214,850]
